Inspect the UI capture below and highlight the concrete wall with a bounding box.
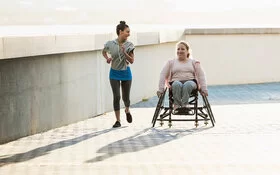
[1,27,280,143]
[191,34,280,85]
[0,52,103,143]
[183,30,280,85]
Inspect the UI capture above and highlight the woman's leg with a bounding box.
[110,79,121,122]
[172,81,183,107]
[182,80,197,106]
[121,80,133,123]
[121,80,132,111]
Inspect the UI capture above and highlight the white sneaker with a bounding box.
[172,104,180,114]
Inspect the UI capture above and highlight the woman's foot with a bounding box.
[173,104,180,111]
[182,104,191,114]
[113,121,121,128]
[172,104,180,114]
[183,104,190,109]
[125,109,133,123]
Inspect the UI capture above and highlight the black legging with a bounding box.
[110,79,132,111]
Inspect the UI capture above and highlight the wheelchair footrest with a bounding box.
[172,107,194,115]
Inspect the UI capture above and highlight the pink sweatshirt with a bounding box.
[158,58,207,93]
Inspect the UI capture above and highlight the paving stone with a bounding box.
[1,83,280,174]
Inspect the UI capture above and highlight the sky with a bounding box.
[1,0,280,12]
[0,0,280,25]
[166,0,280,12]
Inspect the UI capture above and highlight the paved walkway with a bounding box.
[1,83,280,175]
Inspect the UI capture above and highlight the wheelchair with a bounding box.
[152,84,216,128]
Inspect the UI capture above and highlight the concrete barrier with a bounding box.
[183,28,280,85]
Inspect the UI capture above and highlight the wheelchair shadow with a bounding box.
[86,126,212,163]
[0,126,127,167]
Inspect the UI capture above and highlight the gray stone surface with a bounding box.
[0,83,280,174]
[132,82,280,108]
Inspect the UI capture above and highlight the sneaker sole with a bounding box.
[126,113,132,123]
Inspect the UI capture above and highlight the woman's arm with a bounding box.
[158,60,171,93]
[124,51,134,64]
[102,49,112,64]
[195,62,208,96]
[121,45,134,64]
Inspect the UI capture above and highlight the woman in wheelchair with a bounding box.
[157,41,208,114]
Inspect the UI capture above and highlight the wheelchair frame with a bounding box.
[152,87,216,128]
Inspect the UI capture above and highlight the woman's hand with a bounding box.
[106,58,112,64]
[200,90,208,96]
[121,44,134,64]
[156,91,163,98]
[121,44,126,53]
[165,80,171,89]
[167,83,171,89]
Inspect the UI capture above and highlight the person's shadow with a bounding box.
[0,127,126,167]
[86,126,212,163]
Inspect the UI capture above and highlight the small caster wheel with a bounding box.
[168,122,172,128]
[204,121,208,125]
[195,122,199,128]
[160,122,164,126]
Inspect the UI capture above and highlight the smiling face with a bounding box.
[119,27,130,41]
[177,43,189,60]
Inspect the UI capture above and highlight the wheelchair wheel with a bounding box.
[152,88,167,127]
[202,95,215,127]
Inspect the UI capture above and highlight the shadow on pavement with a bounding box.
[86,126,212,163]
[0,127,126,167]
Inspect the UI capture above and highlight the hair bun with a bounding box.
[120,21,126,25]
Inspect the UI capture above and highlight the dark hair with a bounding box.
[116,21,129,36]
